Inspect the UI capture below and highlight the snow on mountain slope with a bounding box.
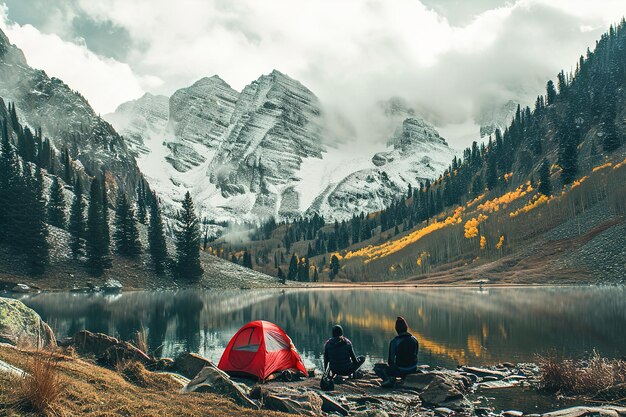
[208,70,326,217]
[108,74,457,223]
[105,93,169,157]
[304,117,457,220]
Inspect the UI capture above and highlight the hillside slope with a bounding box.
[212,21,626,285]
[0,28,143,195]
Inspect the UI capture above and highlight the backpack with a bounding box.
[320,364,335,391]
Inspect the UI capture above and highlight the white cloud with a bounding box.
[0,5,149,114]
[3,0,626,145]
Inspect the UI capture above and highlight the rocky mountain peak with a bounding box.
[388,117,447,152]
[190,74,231,89]
[109,70,453,223]
[163,74,240,172]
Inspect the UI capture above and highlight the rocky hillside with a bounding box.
[107,77,456,222]
[0,28,143,194]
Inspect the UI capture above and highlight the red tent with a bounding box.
[218,320,308,381]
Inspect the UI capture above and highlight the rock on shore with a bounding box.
[0,297,55,349]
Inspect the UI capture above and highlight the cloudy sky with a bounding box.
[1,0,625,147]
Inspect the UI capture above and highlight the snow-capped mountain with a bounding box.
[0,28,143,194]
[208,70,326,218]
[107,74,456,222]
[303,116,455,220]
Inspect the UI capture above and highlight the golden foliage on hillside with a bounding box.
[339,207,464,263]
[464,214,488,239]
[510,194,551,218]
[592,162,612,172]
[477,183,533,213]
[570,176,589,189]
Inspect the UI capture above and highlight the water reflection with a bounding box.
[14,287,626,369]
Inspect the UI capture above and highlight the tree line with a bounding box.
[0,103,205,280]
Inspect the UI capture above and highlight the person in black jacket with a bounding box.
[323,325,365,379]
[374,316,419,387]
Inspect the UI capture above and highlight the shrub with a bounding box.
[538,351,626,400]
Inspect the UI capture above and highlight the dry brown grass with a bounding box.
[10,351,63,416]
[133,325,149,355]
[538,351,626,400]
[0,346,285,417]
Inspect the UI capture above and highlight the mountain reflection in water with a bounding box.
[14,287,626,369]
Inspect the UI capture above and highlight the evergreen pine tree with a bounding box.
[68,180,85,259]
[242,250,253,269]
[86,178,112,275]
[557,124,578,185]
[486,154,498,190]
[231,254,238,263]
[148,192,168,273]
[277,267,286,284]
[601,105,621,152]
[471,175,483,197]
[47,176,66,229]
[136,183,147,225]
[546,80,557,105]
[329,255,340,280]
[304,257,310,281]
[101,181,110,251]
[21,165,49,274]
[538,158,552,197]
[174,191,203,280]
[0,121,20,242]
[313,267,319,282]
[62,149,73,184]
[114,193,142,257]
[288,253,298,280]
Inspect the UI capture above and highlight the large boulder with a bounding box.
[72,330,152,367]
[73,330,119,356]
[0,297,55,349]
[404,371,470,392]
[174,352,215,379]
[98,340,152,367]
[183,365,258,410]
[418,374,472,410]
[263,392,323,416]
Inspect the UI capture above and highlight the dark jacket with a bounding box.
[388,332,419,372]
[324,336,358,373]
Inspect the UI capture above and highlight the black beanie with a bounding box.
[395,316,408,334]
[332,325,343,337]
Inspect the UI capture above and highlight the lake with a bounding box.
[13,286,626,371]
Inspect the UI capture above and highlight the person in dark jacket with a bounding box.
[323,325,365,379]
[374,316,419,387]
